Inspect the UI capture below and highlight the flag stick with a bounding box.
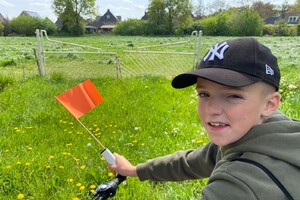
[75,118,106,149]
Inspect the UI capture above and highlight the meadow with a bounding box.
[0,35,299,200]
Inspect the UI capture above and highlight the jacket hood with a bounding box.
[222,111,300,168]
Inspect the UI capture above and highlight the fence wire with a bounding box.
[36,30,202,79]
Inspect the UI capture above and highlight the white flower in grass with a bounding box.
[288,84,297,89]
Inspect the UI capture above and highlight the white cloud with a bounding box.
[0,0,15,7]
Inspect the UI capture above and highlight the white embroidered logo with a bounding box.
[265,64,274,75]
[203,42,229,61]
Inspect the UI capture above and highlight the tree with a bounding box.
[251,1,275,20]
[52,0,96,36]
[147,0,192,34]
[194,0,206,17]
[228,8,263,36]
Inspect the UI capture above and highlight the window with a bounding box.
[288,16,298,23]
[107,15,110,20]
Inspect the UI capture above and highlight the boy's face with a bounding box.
[196,78,275,147]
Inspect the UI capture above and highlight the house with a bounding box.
[141,11,149,20]
[265,12,300,25]
[0,13,8,25]
[92,9,121,32]
[19,11,41,18]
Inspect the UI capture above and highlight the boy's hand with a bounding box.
[107,153,138,177]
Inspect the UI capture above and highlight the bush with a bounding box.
[0,22,4,36]
[10,16,57,36]
[113,19,149,36]
[263,24,277,36]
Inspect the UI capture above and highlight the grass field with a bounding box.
[0,35,299,200]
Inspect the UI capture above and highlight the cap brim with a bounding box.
[172,68,261,88]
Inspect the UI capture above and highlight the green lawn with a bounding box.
[0,35,299,199]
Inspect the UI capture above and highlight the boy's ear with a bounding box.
[262,92,281,117]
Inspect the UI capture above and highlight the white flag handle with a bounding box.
[101,148,116,165]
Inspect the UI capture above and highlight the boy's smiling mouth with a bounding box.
[208,122,229,127]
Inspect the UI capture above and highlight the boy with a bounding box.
[108,38,300,199]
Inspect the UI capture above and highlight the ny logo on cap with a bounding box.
[265,64,274,75]
[203,42,229,62]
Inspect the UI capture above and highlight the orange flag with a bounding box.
[55,79,104,119]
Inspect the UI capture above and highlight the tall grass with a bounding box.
[0,35,299,199]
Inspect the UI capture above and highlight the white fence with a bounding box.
[35,29,202,79]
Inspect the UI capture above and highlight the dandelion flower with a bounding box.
[80,165,86,170]
[17,193,24,199]
[59,166,64,169]
[76,183,82,187]
[17,161,22,165]
[67,178,74,183]
[72,197,80,200]
[6,165,12,169]
[90,185,96,189]
[25,162,30,166]
[79,186,85,190]
[49,155,55,159]
[108,172,114,177]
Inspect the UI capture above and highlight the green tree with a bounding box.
[10,16,40,36]
[147,0,193,34]
[53,0,96,36]
[0,23,4,36]
[228,8,263,36]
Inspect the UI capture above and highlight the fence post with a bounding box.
[196,30,202,69]
[35,29,46,76]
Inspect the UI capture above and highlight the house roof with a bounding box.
[92,9,121,27]
[0,13,8,24]
[20,11,41,18]
[265,12,300,25]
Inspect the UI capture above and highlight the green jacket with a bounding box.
[137,111,300,199]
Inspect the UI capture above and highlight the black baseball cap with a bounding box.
[172,38,280,91]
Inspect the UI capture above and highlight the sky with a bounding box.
[0,0,295,22]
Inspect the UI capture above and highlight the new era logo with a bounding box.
[203,42,229,62]
[265,64,274,75]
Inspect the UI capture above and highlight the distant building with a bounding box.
[0,13,8,24]
[265,12,300,25]
[92,9,121,32]
[19,11,41,18]
[141,11,149,20]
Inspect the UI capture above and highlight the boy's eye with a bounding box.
[198,92,209,97]
[228,94,242,99]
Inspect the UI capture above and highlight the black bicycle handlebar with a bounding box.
[92,175,127,200]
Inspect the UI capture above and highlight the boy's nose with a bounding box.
[206,98,223,115]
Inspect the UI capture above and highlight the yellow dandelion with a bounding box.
[16,161,22,165]
[6,165,12,169]
[90,185,96,189]
[17,193,24,199]
[141,143,145,147]
[73,157,80,161]
[79,186,85,190]
[25,162,30,166]
[59,166,64,169]
[72,197,80,200]
[67,178,74,183]
[90,189,95,193]
[108,172,114,177]
[80,165,86,170]
[5,149,9,153]
[49,155,55,159]
[76,183,82,187]
[27,146,32,151]
[46,165,51,169]
[66,143,72,146]
[69,122,74,125]
[100,157,105,161]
